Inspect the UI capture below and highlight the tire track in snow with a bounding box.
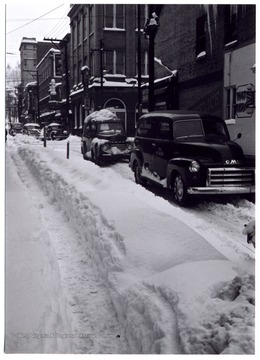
[8,146,128,354]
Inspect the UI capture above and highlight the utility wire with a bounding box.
[6,4,65,35]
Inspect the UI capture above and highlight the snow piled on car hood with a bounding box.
[84,109,117,123]
[7,135,255,354]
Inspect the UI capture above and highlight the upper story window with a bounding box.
[105,50,125,75]
[135,4,148,29]
[83,11,88,39]
[77,18,82,45]
[72,25,76,50]
[136,50,148,76]
[104,5,125,29]
[224,5,238,45]
[89,6,94,34]
[196,14,207,57]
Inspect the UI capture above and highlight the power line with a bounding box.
[6,4,65,35]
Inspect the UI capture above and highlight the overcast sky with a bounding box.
[5,1,71,69]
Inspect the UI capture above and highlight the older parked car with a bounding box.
[81,109,133,164]
[9,122,23,136]
[23,123,41,138]
[40,123,69,141]
[130,110,255,206]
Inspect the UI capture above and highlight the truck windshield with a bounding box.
[97,122,125,135]
[202,119,228,138]
[173,119,228,139]
[173,120,204,138]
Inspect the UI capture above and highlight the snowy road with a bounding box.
[5,139,127,354]
[5,135,255,354]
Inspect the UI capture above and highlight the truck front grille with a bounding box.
[112,143,127,151]
[207,167,255,187]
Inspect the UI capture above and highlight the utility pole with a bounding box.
[43,37,70,132]
[137,5,142,118]
[144,13,159,112]
[36,70,40,123]
[91,39,105,109]
[100,39,104,108]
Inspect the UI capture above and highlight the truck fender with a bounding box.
[166,158,194,188]
[130,148,144,171]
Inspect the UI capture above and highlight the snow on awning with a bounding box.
[39,111,56,118]
[141,72,177,90]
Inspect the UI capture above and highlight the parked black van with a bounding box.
[130,110,255,205]
[81,109,133,165]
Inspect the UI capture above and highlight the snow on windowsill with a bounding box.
[103,27,126,32]
[196,51,206,60]
[224,40,238,48]
[225,118,236,125]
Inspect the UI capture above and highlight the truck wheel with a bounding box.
[173,173,188,206]
[134,162,147,186]
[92,148,101,166]
[82,144,87,160]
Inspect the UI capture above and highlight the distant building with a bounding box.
[19,37,55,124]
[19,37,37,89]
[67,4,149,136]
[36,48,63,126]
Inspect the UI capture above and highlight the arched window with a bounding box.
[104,98,126,130]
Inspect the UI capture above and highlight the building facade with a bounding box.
[19,38,55,125]
[36,48,63,126]
[68,4,149,136]
[149,4,255,155]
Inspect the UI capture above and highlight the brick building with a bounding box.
[67,4,149,136]
[36,48,63,126]
[19,37,54,124]
[148,4,255,155]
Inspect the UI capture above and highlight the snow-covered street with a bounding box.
[5,134,255,354]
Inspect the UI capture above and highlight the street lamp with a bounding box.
[144,12,159,112]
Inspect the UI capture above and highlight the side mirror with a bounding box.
[233,133,242,142]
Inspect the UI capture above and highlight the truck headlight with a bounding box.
[127,143,133,151]
[101,143,111,152]
[189,161,200,173]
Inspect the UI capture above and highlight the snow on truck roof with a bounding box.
[84,109,119,123]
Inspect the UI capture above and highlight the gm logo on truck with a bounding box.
[225,159,240,165]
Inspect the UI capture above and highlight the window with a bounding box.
[136,50,148,76]
[135,4,148,29]
[54,54,62,77]
[89,6,94,34]
[173,120,204,138]
[83,11,88,39]
[72,25,76,50]
[157,121,172,140]
[105,50,125,75]
[225,87,236,119]
[104,4,125,29]
[224,5,238,45]
[77,18,82,45]
[196,14,207,57]
[137,118,157,137]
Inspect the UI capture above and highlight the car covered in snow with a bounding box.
[81,109,134,164]
[130,110,255,206]
[23,123,41,138]
[9,122,23,136]
[40,123,69,141]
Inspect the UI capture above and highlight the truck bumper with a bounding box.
[187,185,255,195]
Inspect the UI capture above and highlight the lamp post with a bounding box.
[144,12,159,112]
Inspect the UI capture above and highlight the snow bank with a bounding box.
[5,151,73,353]
[7,135,255,354]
